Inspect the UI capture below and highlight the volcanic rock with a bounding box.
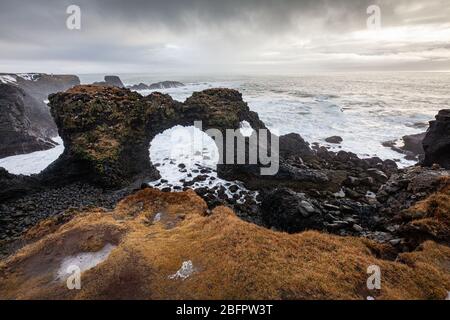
[1,188,449,299]
[0,74,79,157]
[279,133,314,159]
[325,136,343,144]
[0,84,57,157]
[42,86,267,188]
[128,83,150,90]
[148,81,184,89]
[423,109,450,169]
[402,132,425,156]
[261,188,323,233]
[92,75,125,88]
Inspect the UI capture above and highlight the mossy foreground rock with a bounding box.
[45,85,265,188]
[0,188,448,299]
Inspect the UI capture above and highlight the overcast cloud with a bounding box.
[0,0,449,74]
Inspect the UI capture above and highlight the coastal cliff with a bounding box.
[0,73,80,157]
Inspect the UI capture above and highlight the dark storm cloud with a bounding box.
[0,0,449,73]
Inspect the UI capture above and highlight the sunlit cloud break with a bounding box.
[0,0,449,73]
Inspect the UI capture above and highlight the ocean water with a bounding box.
[116,72,449,167]
[1,72,449,178]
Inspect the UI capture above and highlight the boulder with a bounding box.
[92,75,125,88]
[325,136,343,144]
[148,81,184,89]
[104,75,125,88]
[0,167,41,202]
[423,109,450,169]
[279,133,314,159]
[128,83,150,90]
[261,188,323,233]
[402,132,425,156]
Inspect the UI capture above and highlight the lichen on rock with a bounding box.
[0,188,448,300]
[44,86,269,188]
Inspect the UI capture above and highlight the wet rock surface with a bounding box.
[42,86,267,188]
[0,74,79,157]
[0,182,130,257]
[325,135,343,144]
[382,132,426,162]
[92,75,125,88]
[1,188,448,300]
[423,109,450,169]
[0,88,448,260]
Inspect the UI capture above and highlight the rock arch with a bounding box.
[42,85,267,188]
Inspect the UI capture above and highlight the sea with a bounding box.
[1,72,449,189]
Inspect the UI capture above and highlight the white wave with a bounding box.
[134,81,240,102]
[16,73,40,81]
[0,75,17,85]
[0,137,64,175]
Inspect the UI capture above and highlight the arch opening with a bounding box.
[148,125,258,207]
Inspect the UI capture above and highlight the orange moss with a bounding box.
[0,188,449,300]
[403,177,450,242]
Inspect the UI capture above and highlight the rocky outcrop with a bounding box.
[0,84,58,157]
[261,188,324,233]
[383,132,426,161]
[128,81,184,90]
[402,132,425,156]
[148,80,184,89]
[128,81,185,91]
[104,76,125,88]
[423,109,450,169]
[0,73,80,157]
[0,167,41,202]
[0,188,449,299]
[14,74,80,106]
[278,133,314,160]
[325,136,343,144]
[43,86,266,188]
[92,75,125,88]
[41,85,401,198]
[128,83,150,90]
[45,86,162,188]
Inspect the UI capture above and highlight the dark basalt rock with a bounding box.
[261,188,323,233]
[43,86,267,189]
[279,133,314,160]
[0,74,80,157]
[148,81,184,89]
[402,132,425,156]
[15,74,80,106]
[383,132,426,161]
[0,84,58,157]
[0,167,41,202]
[104,76,125,88]
[128,81,184,91]
[128,83,150,90]
[92,75,125,88]
[45,86,162,188]
[423,109,450,169]
[325,136,343,144]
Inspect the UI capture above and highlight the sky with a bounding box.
[0,0,449,74]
